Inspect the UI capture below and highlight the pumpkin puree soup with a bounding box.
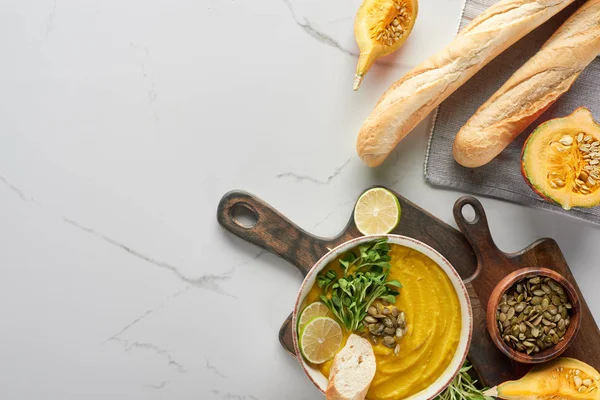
[304,244,462,400]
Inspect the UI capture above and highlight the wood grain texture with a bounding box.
[217,188,600,387]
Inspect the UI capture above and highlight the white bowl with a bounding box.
[291,234,473,399]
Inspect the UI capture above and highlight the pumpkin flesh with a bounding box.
[496,358,600,400]
[522,107,600,210]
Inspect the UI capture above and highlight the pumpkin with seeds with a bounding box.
[522,107,600,210]
[486,358,600,400]
[353,0,418,91]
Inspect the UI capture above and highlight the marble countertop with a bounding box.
[2,0,600,399]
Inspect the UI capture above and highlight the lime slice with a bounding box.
[299,317,343,364]
[354,188,401,235]
[298,302,333,333]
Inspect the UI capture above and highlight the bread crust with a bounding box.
[453,0,600,168]
[325,334,376,400]
[356,0,575,167]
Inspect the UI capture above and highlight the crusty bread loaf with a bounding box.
[325,334,376,400]
[453,0,600,168]
[356,0,575,167]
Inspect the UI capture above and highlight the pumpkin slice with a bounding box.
[522,107,600,210]
[353,0,418,91]
[487,357,600,400]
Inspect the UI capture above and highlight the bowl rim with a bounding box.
[486,267,581,364]
[291,234,473,399]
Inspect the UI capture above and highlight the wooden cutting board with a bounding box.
[217,187,600,386]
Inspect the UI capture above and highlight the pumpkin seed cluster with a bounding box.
[362,301,407,356]
[547,133,600,195]
[496,276,572,355]
[374,3,409,47]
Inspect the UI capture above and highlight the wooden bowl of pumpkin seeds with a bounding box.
[487,268,581,364]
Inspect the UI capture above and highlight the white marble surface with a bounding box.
[2,0,600,399]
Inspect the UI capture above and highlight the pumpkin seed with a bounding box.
[552,295,561,306]
[542,298,550,309]
[525,321,535,329]
[532,315,544,326]
[384,327,396,335]
[561,307,568,319]
[517,284,524,294]
[397,312,406,328]
[507,307,515,319]
[520,322,527,333]
[383,336,395,348]
[368,306,378,316]
[554,314,562,323]
[541,284,552,294]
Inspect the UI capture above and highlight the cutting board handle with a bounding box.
[453,196,505,282]
[217,190,330,275]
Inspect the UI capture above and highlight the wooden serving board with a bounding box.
[217,187,600,387]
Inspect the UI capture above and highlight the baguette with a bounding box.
[356,0,575,167]
[453,0,600,168]
[325,334,376,400]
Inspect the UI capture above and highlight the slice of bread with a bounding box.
[325,334,376,400]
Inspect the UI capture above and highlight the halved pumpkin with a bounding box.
[522,107,600,210]
[493,357,600,400]
[353,0,418,91]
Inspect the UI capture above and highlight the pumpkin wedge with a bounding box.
[353,0,418,91]
[522,107,600,210]
[486,358,600,400]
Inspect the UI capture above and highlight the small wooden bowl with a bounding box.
[487,267,581,364]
